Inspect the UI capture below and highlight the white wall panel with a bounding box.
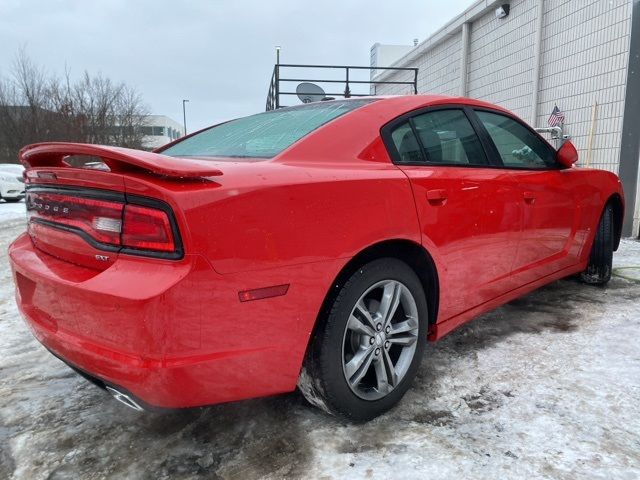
[373,0,632,175]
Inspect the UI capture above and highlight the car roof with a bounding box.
[335,94,512,115]
[278,95,513,117]
[276,95,515,163]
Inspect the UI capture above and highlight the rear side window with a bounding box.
[160,100,373,159]
[412,110,487,165]
[391,122,423,163]
[389,109,488,166]
[476,111,556,169]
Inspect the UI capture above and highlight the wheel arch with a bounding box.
[306,239,440,357]
[607,193,624,251]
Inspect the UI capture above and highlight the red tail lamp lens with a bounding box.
[26,190,179,257]
[27,193,123,245]
[122,204,175,252]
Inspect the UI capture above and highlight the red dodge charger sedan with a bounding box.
[9,95,624,421]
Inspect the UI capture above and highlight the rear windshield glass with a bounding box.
[161,99,374,159]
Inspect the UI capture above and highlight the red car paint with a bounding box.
[8,96,624,409]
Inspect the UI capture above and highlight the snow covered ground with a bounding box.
[0,200,25,223]
[0,210,639,479]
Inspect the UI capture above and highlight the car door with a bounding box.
[472,109,580,285]
[382,107,522,321]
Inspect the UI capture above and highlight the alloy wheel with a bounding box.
[341,279,420,401]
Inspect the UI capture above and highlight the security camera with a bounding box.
[495,4,510,19]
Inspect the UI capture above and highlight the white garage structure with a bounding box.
[371,0,640,237]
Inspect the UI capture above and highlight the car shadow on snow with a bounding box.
[402,274,639,425]
[436,276,614,354]
[141,394,316,479]
[20,383,320,479]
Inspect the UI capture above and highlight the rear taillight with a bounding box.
[27,193,123,244]
[26,189,181,258]
[122,204,175,252]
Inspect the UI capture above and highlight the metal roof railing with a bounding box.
[266,64,418,111]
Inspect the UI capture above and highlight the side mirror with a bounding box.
[556,140,578,168]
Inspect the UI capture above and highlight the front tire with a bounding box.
[580,203,614,285]
[298,258,428,421]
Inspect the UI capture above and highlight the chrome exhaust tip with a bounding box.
[106,386,145,411]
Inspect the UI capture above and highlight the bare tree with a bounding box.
[0,49,149,163]
[0,50,54,160]
[69,72,148,149]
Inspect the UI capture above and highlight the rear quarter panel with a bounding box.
[127,160,422,274]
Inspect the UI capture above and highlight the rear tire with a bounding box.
[580,203,614,285]
[298,258,428,422]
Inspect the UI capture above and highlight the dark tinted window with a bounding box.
[161,100,373,159]
[412,110,487,165]
[476,111,556,169]
[389,109,488,166]
[390,122,423,163]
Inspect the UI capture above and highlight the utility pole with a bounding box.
[182,99,189,135]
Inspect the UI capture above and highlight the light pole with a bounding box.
[182,99,189,135]
[275,46,281,65]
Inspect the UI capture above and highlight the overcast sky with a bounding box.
[0,0,474,132]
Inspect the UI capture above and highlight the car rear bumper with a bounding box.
[9,233,333,409]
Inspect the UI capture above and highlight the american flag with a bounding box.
[548,105,565,127]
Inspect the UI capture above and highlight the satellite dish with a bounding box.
[296,82,326,104]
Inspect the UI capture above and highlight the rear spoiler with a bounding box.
[19,142,223,178]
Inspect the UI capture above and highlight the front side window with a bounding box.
[476,111,556,169]
[160,100,373,159]
[389,109,488,166]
